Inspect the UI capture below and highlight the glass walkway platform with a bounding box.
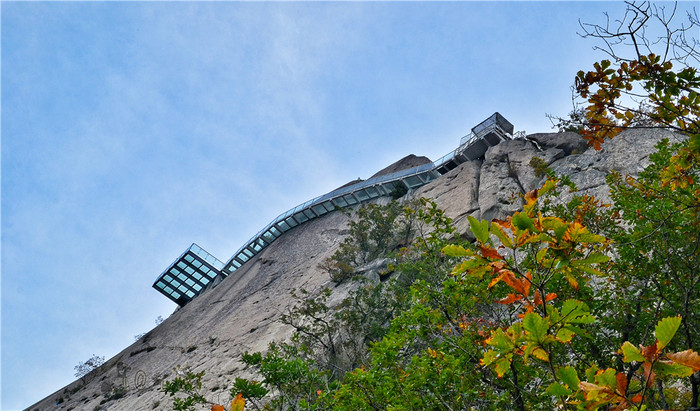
[153,113,514,305]
[153,244,225,306]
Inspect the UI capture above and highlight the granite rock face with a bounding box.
[370,154,433,178]
[28,129,675,411]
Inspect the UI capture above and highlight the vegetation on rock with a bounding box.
[163,2,699,409]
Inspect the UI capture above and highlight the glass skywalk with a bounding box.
[153,243,225,306]
[153,113,515,305]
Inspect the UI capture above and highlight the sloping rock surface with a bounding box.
[28,129,676,411]
[370,154,433,178]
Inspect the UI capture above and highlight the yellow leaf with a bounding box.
[532,347,550,362]
[490,221,514,249]
[231,393,245,411]
[578,381,603,392]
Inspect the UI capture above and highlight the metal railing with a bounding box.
[153,113,515,304]
[220,113,514,275]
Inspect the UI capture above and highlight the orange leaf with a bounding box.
[545,293,557,302]
[492,219,512,229]
[524,272,532,296]
[524,189,539,206]
[667,349,700,372]
[489,261,506,272]
[498,270,528,296]
[642,343,658,361]
[615,372,628,395]
[488,270,517,291]
[533,291,542,306]
[495,294,520,305]
[480,245,501,259]
[630,394,643,403]
[212,405,225,411]
[642,362,656,387]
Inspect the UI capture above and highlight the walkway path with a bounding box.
[153,113,514,305]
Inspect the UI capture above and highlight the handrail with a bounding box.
[153,113,515,304]
[220,113,514,275]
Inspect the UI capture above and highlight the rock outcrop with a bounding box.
[27,129,675,411]
[370,154,433,178]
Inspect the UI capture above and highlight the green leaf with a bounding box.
[494,357,511,378]
[554,259,570,269]
[655,361,693,378]
[488,328,516,350]
[512,212,536,232]
[536,247,548,264]
[560,300,595,324]
[688,134,700,150]
[655,316,682,350]
[576,265,605,277]
[594,368,617,389]
[450,259,481,276]
[576,232,607,243]
[539,179,558,196]
[523,312,548,342]
[557,366,580,389]
[546,382,572,397]
[585,364,599,382]
[556,327,575,343]
[490,222,513,248]
[620,341,646,362]
[481,350,512,377]
[468,215,490,243]
[541,217,568,240]
[442,244,471,257]
[481,349,499,366]
[573,252,610,265]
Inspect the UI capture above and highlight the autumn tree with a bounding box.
[163,3,700,409]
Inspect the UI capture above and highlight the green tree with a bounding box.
[163,4,700,408]
[321,201,413,284]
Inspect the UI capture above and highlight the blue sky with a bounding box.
[2,2,694,409]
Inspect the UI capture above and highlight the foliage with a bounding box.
[529,156,551,178]
[162,369,249,411]
[162,370,208,411]
[567,1,700,195]
[548,105,587,133]
[74,354,105,385]
[570,5,700,403]
[164,153,699,409]
[321,201,413,284]
[167,138,699,409]
[389,183,409,199]
[224,140,698,410]
[102,385,127,402]
[161,5,700,408]
[231,198,463,409]
[239,344,331,410]
[74,354,105,378]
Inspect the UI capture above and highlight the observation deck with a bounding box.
[153,112,514,306]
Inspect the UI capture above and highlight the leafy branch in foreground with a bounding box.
[162,370,247,411]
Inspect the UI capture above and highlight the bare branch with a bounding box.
[578,1,698,65]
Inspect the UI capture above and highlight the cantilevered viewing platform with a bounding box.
[153,113,515,305]
[153,244,225,306]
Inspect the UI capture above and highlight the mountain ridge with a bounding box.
[27,127,676,411]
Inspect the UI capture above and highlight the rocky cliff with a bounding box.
[27,128,676,411]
